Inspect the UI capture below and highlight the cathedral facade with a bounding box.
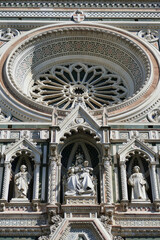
[0,1,160,240]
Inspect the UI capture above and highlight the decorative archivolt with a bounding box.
[125,149,150,163]
[10,148,35,163]
[118,138,156,162]
[4,138,42,164]
[59,125,101,143]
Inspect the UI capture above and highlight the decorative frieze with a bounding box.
[115,217,160,227]
[0,218,46,226]
[0,130,49,140]
[65,196,96,205]
[111,130,160,140]
[0,11,160,19]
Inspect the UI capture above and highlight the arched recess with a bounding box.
[118,138,159,203]
[8,149,34,201]
[59,132,102,204]
[2,138,41,202]
[125,149,152,202]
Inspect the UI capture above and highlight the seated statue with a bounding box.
[65,153,95,196]
[14,165,32,198]
[128,166,149,201]
[79,160,95,195]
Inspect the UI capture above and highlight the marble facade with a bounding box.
[0,1,159,240]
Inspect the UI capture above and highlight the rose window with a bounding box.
[30,63,128,110]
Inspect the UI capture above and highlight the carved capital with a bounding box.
[49,144,58,157]
[103,156,112,169]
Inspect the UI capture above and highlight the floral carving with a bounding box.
[0,28,19,41]
[138,29,159,43]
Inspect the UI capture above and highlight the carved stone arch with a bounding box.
[59,125,101,144]
[125,149,150,176]
[11,149,35,175]
[59,133,102,168]
[2,138,42,201]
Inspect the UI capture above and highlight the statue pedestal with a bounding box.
[131,199,150,203]
[65,195,97,205]
[10,198,30,203]
[62,196,100,218]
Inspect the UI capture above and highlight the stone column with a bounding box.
[57,155,62,203]
[104,157,112,204]
[48,156,58,204]
[99,162,104,203]
[2,162,11,200]
[33,163,40,200]
[120,162,128,201]
[150,163,159,201]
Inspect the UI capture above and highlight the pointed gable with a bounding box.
[4,138,41,163]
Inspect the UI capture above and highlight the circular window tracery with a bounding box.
[30,63,128,110]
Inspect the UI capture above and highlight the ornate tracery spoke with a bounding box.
[30,63,128,109]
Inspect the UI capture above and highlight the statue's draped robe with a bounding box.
[128,172,149,200]
[15,172,31,198]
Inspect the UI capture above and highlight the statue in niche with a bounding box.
[65,153,95,196]
[14,165,32,198]
[128,166,149,201]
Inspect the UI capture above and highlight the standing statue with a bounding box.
[65,153,95,196]
[128,166,149,201]
[14,165,32,198]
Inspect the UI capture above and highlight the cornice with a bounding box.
[0,1,160,9]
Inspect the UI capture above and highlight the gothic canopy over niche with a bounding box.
[1,23,160,122]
